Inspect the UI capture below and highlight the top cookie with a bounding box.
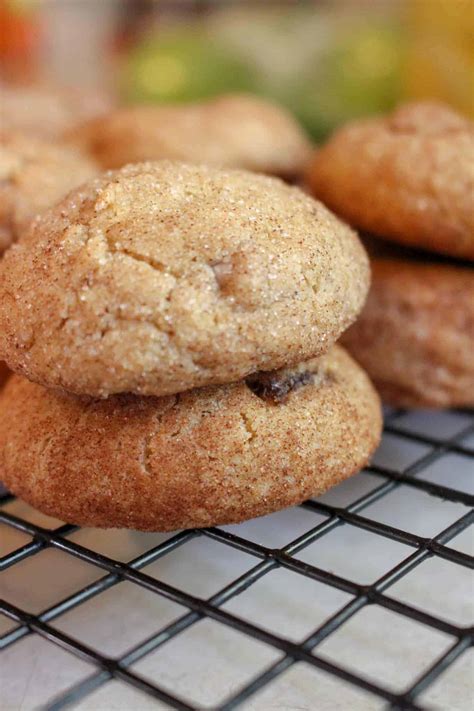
[68,93,312,178]
[1,82,113,140]
[0,131,98,254]
[306,102,474,260]
[0,161,369,397]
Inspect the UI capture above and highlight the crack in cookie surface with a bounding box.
[0,161,369,396]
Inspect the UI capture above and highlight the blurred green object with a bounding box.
[122,30,257,104]
[121,11,403,141]
[208,7,403,141]
[291,23,403,140]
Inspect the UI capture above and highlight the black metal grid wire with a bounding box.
[1,408,473,711]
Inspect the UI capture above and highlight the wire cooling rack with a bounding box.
[1,407,473,711]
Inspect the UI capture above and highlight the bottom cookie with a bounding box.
[0,346,381,531]
[342,258,474,408]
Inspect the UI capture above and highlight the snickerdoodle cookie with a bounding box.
[0,131,97,253]
[1,83,113,140]
[68,94,312,178]
[306,102,474,260]
[341,258,474,408]
[0,161,369,397]
[0,346,381,531]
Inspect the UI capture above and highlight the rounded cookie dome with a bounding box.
[0,346,382,531]
[306,102,474,260]
[68,93,312,178]
[0,161,369,397]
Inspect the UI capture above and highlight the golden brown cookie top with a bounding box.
[0,131,98,254]
[0,346,382,531]
[0,161,369,397]
[68,93,312,178]
[306,102,474,260]
[1,82,114,140]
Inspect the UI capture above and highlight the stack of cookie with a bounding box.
[0,161,381,531]
[306,102,474,409]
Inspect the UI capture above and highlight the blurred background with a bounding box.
[0,0,473,141]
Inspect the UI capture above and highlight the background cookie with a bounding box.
[1,82,113,141]
[68,93,312,178]
[0,131,97,254]
[341,258,474,408]
[0,346,382,531]
[306,102,474,260]
[0,161,369,397]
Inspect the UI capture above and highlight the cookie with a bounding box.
[0,131,97,254]
[306,102,474,260]
[1,82,113,140]
[341,258,474,408]
[0,161,369,397]
[0,346,382,531]
[68,94,312,178]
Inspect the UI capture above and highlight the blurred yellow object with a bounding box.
[404,0,474,116]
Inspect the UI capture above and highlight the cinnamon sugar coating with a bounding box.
[306,102,474,260]
[0,346,382,531]
[0,131,97,253]
[0,161,369,397]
